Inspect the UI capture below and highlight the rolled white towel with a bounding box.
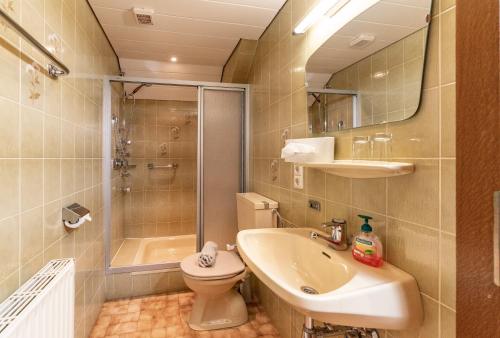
[281,142,316,159]
[198,241,218,267]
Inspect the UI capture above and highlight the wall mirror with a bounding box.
[306,0,432,133]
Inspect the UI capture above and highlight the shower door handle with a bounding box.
[147,163,178,169]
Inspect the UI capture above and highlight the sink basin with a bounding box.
[236,227,423,330]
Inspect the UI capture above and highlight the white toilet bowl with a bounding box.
[180,250,248,330]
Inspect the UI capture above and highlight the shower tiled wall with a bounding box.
[123,99,198,238]
[226,0,456,337]
[0,0,118,337]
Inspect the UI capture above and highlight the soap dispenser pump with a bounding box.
[352,214,383,267]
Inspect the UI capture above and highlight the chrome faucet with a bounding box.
[310,218,348,251]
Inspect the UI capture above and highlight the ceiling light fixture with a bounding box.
[170,56,178,62]
[293,0,350,35]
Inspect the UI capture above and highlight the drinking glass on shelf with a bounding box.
[371,133,392,160]
[352,136,370,159]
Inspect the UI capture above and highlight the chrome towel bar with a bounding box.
[147,163,178,170]
[0,8,69,78]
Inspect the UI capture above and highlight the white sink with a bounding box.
[236,227,423,330]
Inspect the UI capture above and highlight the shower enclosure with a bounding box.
[103,77,249,273]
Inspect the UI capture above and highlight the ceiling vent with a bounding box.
[350,34,375,49]
[132,7,154,25]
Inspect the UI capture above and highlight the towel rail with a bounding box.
[0,8,69,78]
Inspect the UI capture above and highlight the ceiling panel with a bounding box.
[103,25,238,50]
[117,49,229,66]
[93,7,264,39]
[89,0,280,27]
[89,0,285,82]
[201,0,285,10]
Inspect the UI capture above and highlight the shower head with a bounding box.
[130,83,152,95]
[125,83,152,98]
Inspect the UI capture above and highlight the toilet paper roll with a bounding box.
[64,213,92,229]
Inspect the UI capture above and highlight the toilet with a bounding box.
[180,192,278,331]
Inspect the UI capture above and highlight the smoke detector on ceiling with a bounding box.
[350,34,375,49]
[132,7,154,25]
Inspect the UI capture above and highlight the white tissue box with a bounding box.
[281,137,335,163]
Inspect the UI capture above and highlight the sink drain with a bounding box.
[300,286,319,295]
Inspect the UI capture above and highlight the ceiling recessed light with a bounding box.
[170,56,178,62]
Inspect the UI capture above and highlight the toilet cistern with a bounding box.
[310,218,348,251]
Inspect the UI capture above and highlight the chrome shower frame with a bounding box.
[102,76,250,274]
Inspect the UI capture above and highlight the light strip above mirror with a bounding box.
[293,0,379,35]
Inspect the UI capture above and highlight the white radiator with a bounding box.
[0,259,75,338]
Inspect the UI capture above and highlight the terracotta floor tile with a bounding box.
[93,292,281,338]
[151,328,167,338]
[89,324,107,338]
[107,322,138,336]
[110,312,140,325]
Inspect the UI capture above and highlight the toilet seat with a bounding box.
[180,250,245,281]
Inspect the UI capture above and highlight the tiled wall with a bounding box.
[227,0,456,337]
[122,99,197,238]
[0,1,119,337]
[222,39,258,84]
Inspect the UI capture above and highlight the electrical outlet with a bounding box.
[293,164,304,189]
[293,175,303,189]
[293,164,303,176]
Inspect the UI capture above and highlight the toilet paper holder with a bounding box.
[62,203,91,229]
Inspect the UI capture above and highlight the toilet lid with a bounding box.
[180,251,245,280]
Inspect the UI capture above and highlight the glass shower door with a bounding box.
[199,88,245,249]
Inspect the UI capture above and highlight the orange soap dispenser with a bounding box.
[352,214,383,267]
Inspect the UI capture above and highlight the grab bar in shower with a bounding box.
[0,8,69,78]
[147,163,178,170]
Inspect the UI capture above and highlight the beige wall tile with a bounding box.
[44,114,61,158]
[387,218,439,299]
[0,40,21,102]
[440,306,456,338]
[0,216,20,281]
[352,178,386,214]
[388,160,439,228]
[20,207,43,265]
[20,106,43,158]
[0,98,19,157]
[325,174,351,205]
[0,160,20,219]
[20,253,43,284]
[440,7,456,85]
[305,168,325,198]
[44,199,64,249]
[441,83,456,157]
[0,270,20,303]
[441,159,456,234]
[20,159,43,211]
[440,233,456,309]
[44,159,61,202]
